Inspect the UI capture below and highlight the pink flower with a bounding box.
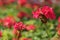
[41,6,56,20]
[58,16,60,23]
[32,8,41,19]
[32,6,56,20]
[17,12,25,19]
[17,0,27,6]
[3,16,15,28]
[26,25,35,31]
[14,22,26,30]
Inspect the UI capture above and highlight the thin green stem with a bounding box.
[44,23,51,40]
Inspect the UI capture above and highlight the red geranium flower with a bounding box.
[17,12,25,19]
[41,6,56,20]
[32,6,56,20]
[14,22,26,30]
[0,0,3,6]
[17,11,30,19]
[26,25,35,31]
[32,8,41,19]
[3,16,15,28]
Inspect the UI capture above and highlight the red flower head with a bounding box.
[3,16,15,28]
[14,22,26,30]
[17,11,30,19]
[58,16,60,23]
[0,0,3,6]
[32,8,41,19]
[17,12,25,19]
[41,6,56,20]
[17,0,27,6]
[32,6,56,20]
[26,25,35,31]
[0,31,2,37]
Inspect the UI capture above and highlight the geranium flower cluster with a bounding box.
[0,15,35,40]
[17,11,30,19]
[32,6,56,23]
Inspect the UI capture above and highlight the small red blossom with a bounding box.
[17,12,30,19]
[26,25,35,31]
[0,31,2,37]
[32,8,41,19]
[14,22,26,30]
[17,0,27,6]
[3,16,15,28]
[58,16,60,23]
[17,12,25,19]
[32,6,56,20]
[41,6,56,20]
[0,0,3,6]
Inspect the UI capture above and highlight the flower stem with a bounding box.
[44,23,51,40]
